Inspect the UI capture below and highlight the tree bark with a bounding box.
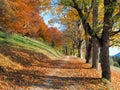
[99,0,116,81]
[78,46,81,57]
[86,38,92,63]
[72,0,116,81]
[72,43,75,55]
[70,48,72,55]
[65,45,68,55]
[92,0,99,70]
[77,41,82,58]
[100,32,111,81]
[92,37,99,70]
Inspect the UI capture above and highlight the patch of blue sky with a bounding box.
[40,11,66,31]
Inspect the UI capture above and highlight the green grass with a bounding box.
[0,31,62,59]
[111,66,120,72]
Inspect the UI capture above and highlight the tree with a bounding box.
[0,0,49,39]
[44,27,62,47]
[62,35,73,55]
[62,20,84,57]
[85,38,92,64]
[92,0,99,70]
[58,0,120,81]
[118,59,120,66]
[100,0,117,81]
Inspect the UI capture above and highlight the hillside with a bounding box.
[0,31,63,89]
[0,31,62,59]
[114,53,120,57]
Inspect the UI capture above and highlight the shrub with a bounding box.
[109,57,114,65]
[118,59,120,66]
[113,62,120,67]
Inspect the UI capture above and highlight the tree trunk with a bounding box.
[86,38,92,63]
[78,42,82,58]
[92,37,99,70]
[77,41,81,57]
[85,37,89,60]
[99,0,116,81]
[72,0,116,81]
[100,34,111,81]
[65,45,68,55]
[92,0,99,70]
[70,48,72,55]
[51,40,55,48]
[78,46,81,57]
[72,43,75,55]
[78,40,82,58]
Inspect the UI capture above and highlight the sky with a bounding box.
[41,12,120,56]
[40,12,64,30]
[109,47,120,56]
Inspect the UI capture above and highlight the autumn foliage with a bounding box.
[0,0,62,47]
[0,0,48,37]
[45,27,62,47]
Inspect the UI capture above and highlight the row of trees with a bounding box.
[0,0,119,81]
[53,0,120,81]
[45,27,62,47]
[0,0,47,36]
[0,0,62,47]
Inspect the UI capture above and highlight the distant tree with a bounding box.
[109,56,114,65]
[0,0,49,39]
[44,27,62,47]
[51,40,55,48]
[62,20,84,57]
[113,62,120,67]
[118,59,120,65]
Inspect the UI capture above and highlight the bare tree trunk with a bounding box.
[77,42,82,58]
[100,0,116,81]
[100,32,111,81]
[92,0,99,70]
[85,37,89,60]
[78,46,81,57]
[72,43,75,55]
[70,48,72,55]
[86,38,92,63]
[65,45,68,55]
[92,37,99,70]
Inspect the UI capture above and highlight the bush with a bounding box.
[118,59,120,66]
[109,56,114,65]
[113,62,120,67]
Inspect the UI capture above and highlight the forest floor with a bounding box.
[0,55,120,90]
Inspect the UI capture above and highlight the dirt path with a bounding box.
[0,56,120,90]
[29,56,107,90]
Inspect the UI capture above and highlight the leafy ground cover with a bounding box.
[0,55,120,90]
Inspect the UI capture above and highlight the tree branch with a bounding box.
[110,29,120,36]
[72,0,100,40]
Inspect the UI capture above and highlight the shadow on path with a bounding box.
[0,70,102,89]
[36,59,91,69]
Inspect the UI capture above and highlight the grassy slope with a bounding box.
[0,31,62,59]
[111,66,120,72]
[0,31,62,89]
